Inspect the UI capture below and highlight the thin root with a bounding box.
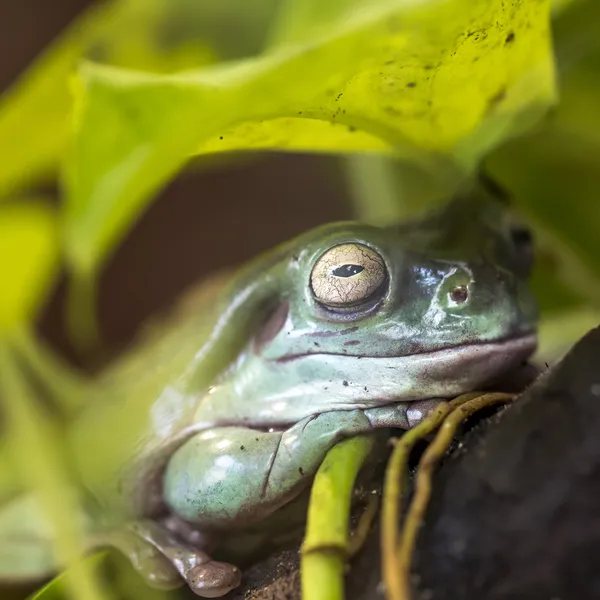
[348,493,380,558]
[383,392,516,600]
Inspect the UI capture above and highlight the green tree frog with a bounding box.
[1,184,538,597]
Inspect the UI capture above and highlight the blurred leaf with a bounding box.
[10,329,89,414]
[342,155,460,225]
[65,0,555,278]
[486,0,600,313]
[552,0,584,15]
[27,553,108,600]
[0,345,108,600]
[0,443,21,502]
[0,494,67,583]
[0,204,59,332]
[538,306,600,362]
[0,0,280,198]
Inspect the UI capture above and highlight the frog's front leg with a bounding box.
[95,410,378,598]
[163,409,375,530]
[97,520,241,598]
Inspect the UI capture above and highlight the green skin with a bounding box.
[60,188,537,597]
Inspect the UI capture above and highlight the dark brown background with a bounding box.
[0,1,353,365]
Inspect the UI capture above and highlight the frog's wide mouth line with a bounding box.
[272,332,537,364]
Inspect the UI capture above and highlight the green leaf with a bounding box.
[0,345,108,600]
[0,204,59,332]
[64,0,555,278]
[537,307,600,361]
[0,0,279,198]
[0,0,130,198]
[27,553,108,600]
[486,0,600,315]
[0,443,21,503]
[0,494,65,583]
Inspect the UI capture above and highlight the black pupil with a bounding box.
[332,264,364,277]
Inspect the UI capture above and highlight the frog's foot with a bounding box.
[98,527,182,590]
[99,520,241,598]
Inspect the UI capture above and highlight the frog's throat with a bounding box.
[197,333,537,430]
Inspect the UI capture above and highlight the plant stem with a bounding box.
[301,435,375,600]
[12,327,88,413]
[397,393,515,571]
[380,404,451,600]
[0,339,110,600]
[66,271,101,355]
[343,155,402,225]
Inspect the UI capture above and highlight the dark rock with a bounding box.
[414,326,600,600]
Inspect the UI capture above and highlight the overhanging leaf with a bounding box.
[64,0,555,278]
[0,0,279,198]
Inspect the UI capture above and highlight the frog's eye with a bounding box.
[310,243,387,308]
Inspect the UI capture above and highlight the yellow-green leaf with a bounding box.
[64,0,555,276]
[0,344,108,600]
[0,0,280,198]
[486,0,600,314]
[27,553,108,600]
[0,204,59,332]
[0,442,21,502]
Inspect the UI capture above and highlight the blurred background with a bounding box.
[3,0,600,369]
[0,1,357,367]
[3,1,600,599]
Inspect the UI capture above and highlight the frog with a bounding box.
[0,181,538,597]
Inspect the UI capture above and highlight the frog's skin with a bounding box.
[62,184,537,597]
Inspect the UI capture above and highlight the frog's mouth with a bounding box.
[274,330,537,363]
[280,332,537,428]
[201,333,537,432]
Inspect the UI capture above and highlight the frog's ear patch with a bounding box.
[253,301,289,355]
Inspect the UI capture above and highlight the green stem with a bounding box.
[301,435,375,600]
[0,339,110,600]
[12,327,88,413]
[397,393,515,572]
[341,154,467,225]
[66,271,101,355]
[343,155,402,225]
[380,404,451,600]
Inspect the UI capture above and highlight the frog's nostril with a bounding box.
[450,285,469,303]
[510,225,533,247]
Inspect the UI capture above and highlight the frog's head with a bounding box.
[202,185,537,428]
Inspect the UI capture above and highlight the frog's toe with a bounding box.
[138,557,184,590]
[186,560,242,598]
[96,527,184,590]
